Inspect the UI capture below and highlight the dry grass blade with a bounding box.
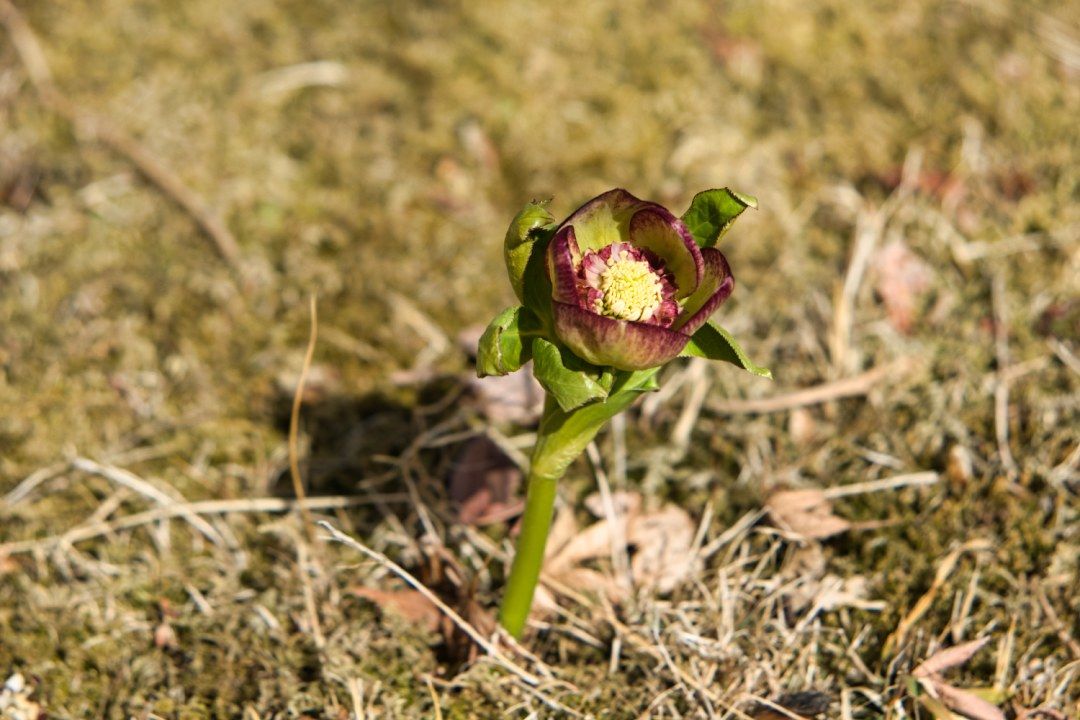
[707,359,912,415]
[0,494,408,556]
[288,295,319,540]
[885,540,992,656]
[71,457,226,548]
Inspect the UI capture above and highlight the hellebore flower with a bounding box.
[547,189,734,370]
[480,186,769,639]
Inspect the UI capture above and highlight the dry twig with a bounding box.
[0,0,245,276]
[71,457,227,548]
[0,494,407,556]
[707,359,912,415]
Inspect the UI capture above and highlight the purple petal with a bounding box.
[672,247,734,335]
[628,207,703,299]
[546,225,582,305]
[557,189,651,253]
[553,301,689,370]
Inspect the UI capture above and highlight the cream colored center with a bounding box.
[596,259,664,322]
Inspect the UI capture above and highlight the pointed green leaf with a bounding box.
[476,306,539,377]
[680,188,757,248]
[681,322,772,378]
[504,200,556,304]
[531,338,608,411]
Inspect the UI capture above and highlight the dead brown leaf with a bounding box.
[914,637,992,678]
[153,622,178,650]
[448,436,523,525]
[912,638,1005,720]
[583,490,642,519]
[766,488,851,540]
[873,239,932,334]
[539,494,696,603]
[627,505,695,593]
[545,513,628,575]
[930,682,1006,720]
[350,587,442,633]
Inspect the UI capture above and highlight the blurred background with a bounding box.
[1,0,1077,717]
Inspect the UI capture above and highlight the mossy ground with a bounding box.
[1,0,1077,717]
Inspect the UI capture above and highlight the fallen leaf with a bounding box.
[931,682,1006,720]
[749,690,831,719]
[914,638,992,678]
[153,622,177,650]
[537,494,696,608]
[583,490,642,519]
[911,638,1005,720]
[0,555,22,577]
[545,513,628,575]
[627,505,695,593]
[448,436,523,525]
[350,587,442,633]
[873,239,932,334]
[766,488,851,540]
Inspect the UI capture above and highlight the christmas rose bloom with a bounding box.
[546,189,734,370]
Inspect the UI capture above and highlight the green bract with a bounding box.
[479,188,769,412]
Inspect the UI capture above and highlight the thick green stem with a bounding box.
[497,468,558,638]
[498,369,659,638]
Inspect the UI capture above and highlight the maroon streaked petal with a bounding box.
[553,301,689,371]
[557,189,650,253]
[672,247,734,335]
[546,225,583,305]
[628,207,703,299]
[650,297,680,326]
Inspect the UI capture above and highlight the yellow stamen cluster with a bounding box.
[596,258,664,322]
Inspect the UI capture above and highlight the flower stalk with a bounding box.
[497,464,557,638]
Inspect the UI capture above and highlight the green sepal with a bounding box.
[531,337,608,412]
[680,188,757,248]
[680,321,772,378]
[504,200,556,305]
[476,305,542,377]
